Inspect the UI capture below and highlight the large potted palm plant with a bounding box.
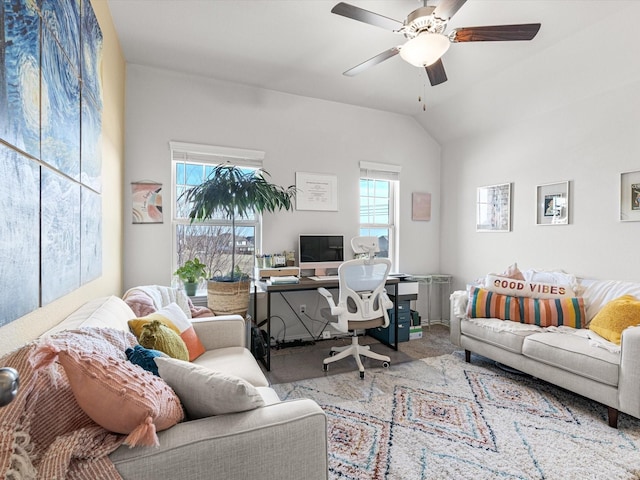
[182,163,296,317]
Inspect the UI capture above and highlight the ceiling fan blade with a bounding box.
[433,0,467,21]
[425,59,448,86]
[451,24,541,42]
[331,2,403,31]
[343,47,400,76]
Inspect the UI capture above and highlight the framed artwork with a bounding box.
[132,181,163,224]
[412,192,431,221]
[620,170,640,222]
[476,183,511,232]
[536,181,569,225]
[295,172,338,211]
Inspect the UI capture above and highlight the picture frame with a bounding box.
[131,181,163,224]
[412,192,431,221]
[476,183,511,232]
[620,170,640,222]
[536,181,569,225]
[295,172,338,211]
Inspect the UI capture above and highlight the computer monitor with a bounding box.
[298,234,344,274]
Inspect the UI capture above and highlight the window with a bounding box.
[359,161,401,270]
[171,142,264,285]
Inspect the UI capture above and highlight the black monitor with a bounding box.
[298,234,344,274]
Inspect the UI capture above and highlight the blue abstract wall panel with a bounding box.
[0,0,103,324]
[81,186,102,283]
[41,169,81,306]
[41,23,81,179]
[81,0,102,108]
[0,144,40,326]
[0,0,41,158]
[41,0,80,74]
[81,89,102,191]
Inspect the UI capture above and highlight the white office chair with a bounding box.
[317,237,393,378]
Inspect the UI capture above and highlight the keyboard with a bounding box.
[309,275,339,281]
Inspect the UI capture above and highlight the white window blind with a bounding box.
[170,141,264,169]
[359,160,401,181]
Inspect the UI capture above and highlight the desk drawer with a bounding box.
[367,318,410,344]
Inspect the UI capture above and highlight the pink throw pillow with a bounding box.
[31,328,184,447]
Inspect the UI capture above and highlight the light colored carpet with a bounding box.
[273,352,640,480]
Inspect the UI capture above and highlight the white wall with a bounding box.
[440,79,640,291]
[123,65,441,340]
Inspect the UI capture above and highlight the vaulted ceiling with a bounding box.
[107,0,640,144]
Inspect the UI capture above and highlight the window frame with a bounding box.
[358,175,399,271]
[170,142,265,282]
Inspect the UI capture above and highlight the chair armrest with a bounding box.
[619,326,640,417]
[111,399,328,480]
[191,315,247,350]
[318,287,342,316]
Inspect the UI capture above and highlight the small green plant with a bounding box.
[174,258,208,283]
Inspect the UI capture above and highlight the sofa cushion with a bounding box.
[588,295,640,345]
[129,303,206,361]
[193,346,270,388]
[518,296,587,328]
[138,320,190,361]
[44,296,135,335]
[467,287,520,321]
[461,318,540,354]
[155,357,265,419]
[31,328,184,447]
[582,280,640,323]
[522,332,619,387]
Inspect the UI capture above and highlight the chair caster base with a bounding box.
[382,361,390,368]
[359,371,364,379]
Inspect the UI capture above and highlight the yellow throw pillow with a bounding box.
[128,313,181,337]
[139,320,189,361]
[589,295,640,345]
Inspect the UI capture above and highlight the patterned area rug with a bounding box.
[272,352,640,479]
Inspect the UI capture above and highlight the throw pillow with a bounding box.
[31,329,184,447]
[589,295,640,345]
[485,274,575,299]
[139,320,190,361]
[467,286,520,321]
[518,296,586,328]
[154,356,265,419]
[128,303,206,361]
[126,344,166,376]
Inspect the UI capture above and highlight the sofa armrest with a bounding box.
[449,290,468,347]
[191,315,247,350]
[618,326,640,417]
[110,399,328,480]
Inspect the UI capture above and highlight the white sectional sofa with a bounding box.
[450,274,640,428]
[43,295,328,480]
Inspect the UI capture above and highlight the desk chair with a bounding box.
[317,237,393,379]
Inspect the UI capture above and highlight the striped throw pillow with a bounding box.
[518,296,586,328]
[467,287,521,321]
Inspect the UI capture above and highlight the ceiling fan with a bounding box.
[331,0,541,86]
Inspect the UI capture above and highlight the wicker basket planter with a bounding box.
[207,279,251,317]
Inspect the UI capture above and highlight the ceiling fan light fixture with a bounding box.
[399,33,450,67]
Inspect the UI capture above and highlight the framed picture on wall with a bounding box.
[476,183,511,232]
[412,192,431,221]
[131,181,163,224]
[620,170,640,222]
[536,181,569,225]
[295,172,338,211]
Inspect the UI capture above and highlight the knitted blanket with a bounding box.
[0,343,125,480]
[123,285,213,319]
